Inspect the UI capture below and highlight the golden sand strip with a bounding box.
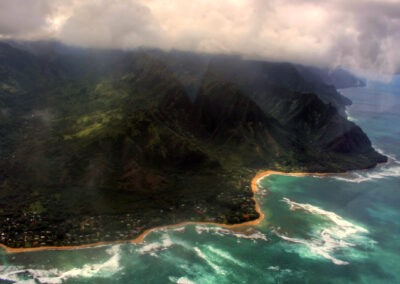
[0,170,342,254]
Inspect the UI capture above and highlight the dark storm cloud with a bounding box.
[0,0,399,74]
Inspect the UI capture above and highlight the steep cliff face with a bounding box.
[189,72,386,172]
[0,42,387,248]
[0,42,386,178]
[247,89,386,171]
[192,74,294,168]
[295,65,366,89]
[199,57,352,114]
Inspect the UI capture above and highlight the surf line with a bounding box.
[0,170,346,254]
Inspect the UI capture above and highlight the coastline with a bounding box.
[0,170,345,254]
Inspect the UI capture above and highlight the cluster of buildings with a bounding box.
[0,188,258,249]
[0,213,147,248]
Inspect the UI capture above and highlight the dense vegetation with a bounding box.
[0,42,386,248]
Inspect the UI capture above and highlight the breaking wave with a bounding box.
[333,165,400,183]
[375,147,398,162]
[0,245,122,283]
[333,162,400,183]
[195,225,268,242]
[194,247,225,275]
[168,276,196,284]
[331,148,400,183]
[345,109,357,122]
[206,246,246,268]
[138,233,174,256]
[275,198,372,265]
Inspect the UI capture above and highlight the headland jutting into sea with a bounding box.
[0,42,387,254]
[0,170,350,254]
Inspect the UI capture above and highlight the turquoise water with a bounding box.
[1,79,400,283]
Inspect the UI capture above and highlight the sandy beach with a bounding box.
[0,170,343,254]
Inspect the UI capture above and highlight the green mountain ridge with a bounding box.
[0,42,386,248]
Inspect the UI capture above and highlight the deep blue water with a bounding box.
[1,78,399,283]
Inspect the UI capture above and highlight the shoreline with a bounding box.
[0,170,346,254]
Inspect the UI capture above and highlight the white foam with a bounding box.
[48,245,121,282]
[276,198,371,265]
[332,147,400,183]
[138,233,173,255]
[374,147,399,162]
[0,266,61,284]
[0,245,122,283]
[176,276,196,284]
[193,247,225,275]
[283,198,368,237]
[195,225,268,242]
[168,276,196,284]
[207,246,246,267]
[0,265,25,282]
[345,109,357,122]
[333,164,400,183]
[275,232,349,265]
[17,280,37,284]
[172,227,186,233]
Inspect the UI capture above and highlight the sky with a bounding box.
[0,0,399,74]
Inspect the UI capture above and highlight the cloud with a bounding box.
[0,0,399,74]
[325,0,400,74]
[59,0,164,48]
[0,0,54,38]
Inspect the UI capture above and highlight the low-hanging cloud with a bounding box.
[0,0,399,74]
[0,0,54,37]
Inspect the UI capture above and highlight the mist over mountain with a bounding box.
[1,0,400,74]
[0,42,386,248]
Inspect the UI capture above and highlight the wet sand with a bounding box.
[0,170,344,254]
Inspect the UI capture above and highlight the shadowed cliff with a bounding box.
[0,42,386,248]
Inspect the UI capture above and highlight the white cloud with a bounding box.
[0,0,54,38]
[1,0,399,74]
[58,0,164,48]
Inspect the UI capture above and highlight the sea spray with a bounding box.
[138,233,174,255]
[195,225,268,242]
[193,247,225,275]
[274,198,372,265]
[0,245,123,283]
[333,163,400,183]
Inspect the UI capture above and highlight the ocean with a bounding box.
[1,78,399,284]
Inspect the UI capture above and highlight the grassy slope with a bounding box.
[0,43,387,248]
